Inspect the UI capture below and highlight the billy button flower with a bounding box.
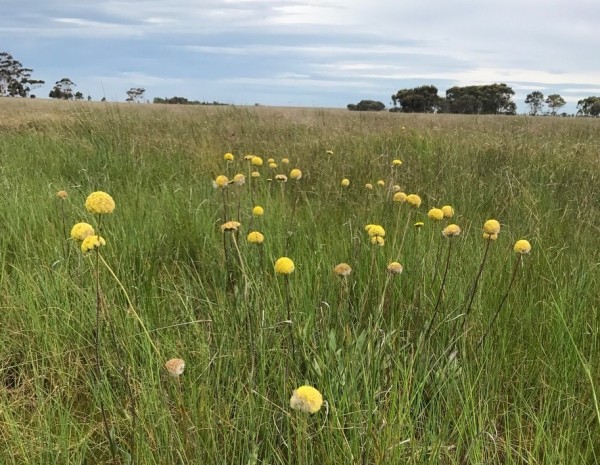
[414,221,424,229]
[213,175,229,188]
[57,190,68,200]
[441,205,454,218]
[275,257,295,275]
[281,158,290,164]
[377,180,385,187]
[406,194,422,208]
[365,183,374,190]
[392,159,402,166]
[275,174,288,182]
[252,205,264,216]
[290,385,323,414]
[233,174,245,186]
[269,162,278,169]
[251,171,261,178]
[428,208,444,221]
[514,239,532,254]
[85,191,115,214]
[334,263,352,277]
[290,169,302,180]
[71,222,95,241]
[275,257,297,364]
[220,221,241,232]
[247,231,264,244]
[393,192,407,202]
[164,358,185,377]
[483,219,501,235]
[81,235,106,254]
[341,178,350,187]
[386,262,403,274]
[223,152,234,161]
[250,156,263,167]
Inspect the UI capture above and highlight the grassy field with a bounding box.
[0,98,599,464]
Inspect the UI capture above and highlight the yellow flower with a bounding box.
[371,236,385,246]
[274,257,295,275]
[267,158,275,164]
[341,178,350,187]
[386,262,403,274]
[57,190,68,200]
[251,171,261,178]
[290,385,323,414]
[514,239,532,254]
[85,191,115,214]
[164,358,185,377]
[483,219,501,235]
[414,221,424,228]
[290,168,302,180]
[365,183,373,190]
[220,221,241,232]
[269,162,278,169]
[391,184,401,192]
[251,156,263,166]
[392,159,402,166]
[483,232,498,241]
[366,224,385,237]
[252,205,264,216]
[70,222,95,241]
[442,224,461,237]
[428,208,444,221]
[81,235,106,254]
[214,175,229,188]
[233,173,246,186]
[244,154,254,161]
[281,158,290,164]
[334,263,352,277]
[326,150,334,155]
[377,180,385,187]
[406,194,421,208]
[275,174,288,182]
[223,152,234,161]
[393,192,407,202]
[247,231,265,244]
[441,205,454,218]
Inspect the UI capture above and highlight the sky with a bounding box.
[2,0,600,113]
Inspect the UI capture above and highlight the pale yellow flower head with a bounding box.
[85,191,115,214]
[290,385,323,414]
[251,171,261,178]
[341,178,350,187]
[442,224,461,237]
[57,190,68,200]
[274,257,295,275]
[386,262,403,274]
[483,232,498,241]
[281,158,290,164]
[244,154,254,161]
[251,156,263,166]
[252,205,264,216]
[223,152,234,161]
[371,236,385,246]
[393,192,407,202]
[81,235,106,254]
[391,184,401,192]
[247,231,265,244]
[326,149,334,155]
[392,159,402,166]
[214,175,229,188]
[406,194,422,208]
[268,162,277,169]
[275,174,288,182]
[483,219,501,235]
[233,173,246,186]
[71,222,95,241]
[164,358,185,377]
[267,158,275,164]
[221,221,241,232]
[414,221,424,228]
[334,263,352,277]
[514,239,532,254]
[365,183,373,190]
[377,180,385,187]
[290,168,302,180]
[366,224,385,237]
[441,205,454,218]
[428,208,444,221]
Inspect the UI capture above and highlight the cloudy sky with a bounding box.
[3,0,600,112]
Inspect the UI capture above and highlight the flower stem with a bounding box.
[423,237,453,341]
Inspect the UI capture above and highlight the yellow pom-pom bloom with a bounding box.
[290,169,302,180]
[414,221,424,228]
[365,183,373,190]
[223,152,234,161]
[391,184,401,192]
[268,162,278,169]
[251,171,261,178]
[386,262,403,274]
[281,158,290,164]
[233,173,245,186]
[275,174,288,182]
[57,190,68,200]
[252,205,264,216]
[392,159,402,166]
[214,175,229,188]
[393,192,407,202]
[85,191,115,214]
[81,235,106,254]
[221,221,241,232]
[441,205,454,218]
[274,257,295,275]
[251,156,263,166]
[267,158,275,164]
[514,239,532,254]
[71,222,95,241]
[326,150,334,155]
[428,208,444,221]
[164,358,185,377]
[334,263,352,277]
[483,232,498,241]
[483,219,501,235]
[442,224,461,237]
[244,154,254,161]
[341,178,350,187]
[290,385,323,414]
[247,231,265,244]
[406,194,422,208]
[371,236,385,246]
[366,224,385,237]
[377,180,385,187]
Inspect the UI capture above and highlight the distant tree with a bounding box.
[347,100,385,111]
[545,94,566,116]
[0,51,45,97]
[576,96,600,117]
[49,78,76,100]
[126,87,146,103]
[392,85,443,113]
[446,83,516,115]
[87,95,92,101]
[101,97,106,102]
[525,91,545,116]
[74,91,84,100]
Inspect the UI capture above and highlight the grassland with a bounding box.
[0,98,599,464]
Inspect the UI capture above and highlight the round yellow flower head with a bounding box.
[334,263,352,277]
[393,192,407,202]
[377,180,385,187]
[233,173,246,186]
[164,358,185,377]
[252,205,264,216]
[281,158,290,164]
[247,231,265,244]
[274,257,295,275]
[401,125,406,131]
[441,205,454,218]
[251,171,261,178]
[268,162,278,169]
[81,235,106,254]
[365,183,373,190]
[386,262,403,274]
[483,219,501,235]
[214,175,229,188]
[514,239,532,255]
[267,158,275,164]
[442,224,461,237]
[341,178,350,187]
[392,184,401,192]
[392,159,402,166]
[366,224,385,237]
[414,221,424,228]
[483,232,498,241]
[221,221,241,232]
[85,191,115,214]
[326,150,334,155]
[251,156,263,166]
[406,194,422,208]
[275,174,288,182]
[223,152,234,161]
[371,236,385,246]
[244,154,254,161]
[290,385,323,414]
[290,168,302,180]
[71,222,95,241]
[428,208,444,221]
[57,190,68,200]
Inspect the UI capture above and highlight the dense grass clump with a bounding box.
[0,99,599,464]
